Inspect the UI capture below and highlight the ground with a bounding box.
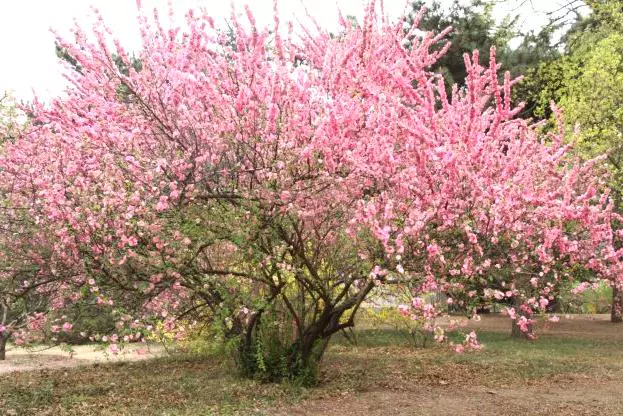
[0,344,163,375]
[1,314,623,415]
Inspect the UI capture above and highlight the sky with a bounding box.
[0,0,580,102]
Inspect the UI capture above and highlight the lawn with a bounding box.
[2,315,623,415]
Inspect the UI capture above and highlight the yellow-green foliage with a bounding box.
[360,307,432,348]
[148,319,236,357]
[582,282,613,314]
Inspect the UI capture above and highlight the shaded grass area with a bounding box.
[0,355,305,415]
[3,320,623,415]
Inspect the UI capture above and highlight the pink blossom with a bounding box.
[155,196,169,212]
[572,282,591,294]
[516,316,532,333]
[426,244,441,258]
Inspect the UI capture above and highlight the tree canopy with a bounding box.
[1,1,623,380]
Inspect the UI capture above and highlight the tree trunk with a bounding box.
[612,285,623,323]
[0,335,7,360]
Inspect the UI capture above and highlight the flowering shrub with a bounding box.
[1,1,622,376]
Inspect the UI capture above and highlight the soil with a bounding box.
[277,381,623,416]
[275,314,623,416]
[0,343,163,374]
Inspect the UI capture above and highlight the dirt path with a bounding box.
[277,381,623,416]
[0,343,164,374]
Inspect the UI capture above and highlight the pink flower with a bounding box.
[465,226,478,245]
[279,191,291,202]
[109,343,120,355]
[398,304,410,317]
[62,322,73,332]
[454,344,465,353]
[516,316,531,332]
[155,196,169,211]
[572,282,590,295]
[426,244,440,258]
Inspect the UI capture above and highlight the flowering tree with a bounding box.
[2,1,622,377]
[0,94,80,359]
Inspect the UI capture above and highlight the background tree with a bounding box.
[524,1,623,321]
[405,0,561,118]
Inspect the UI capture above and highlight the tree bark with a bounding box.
[0,335,7,361]
[612,285,623,323]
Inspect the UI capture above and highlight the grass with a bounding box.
[2,315,623,415]
[0,354,307,415]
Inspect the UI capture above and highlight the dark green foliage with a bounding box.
[236,306,324,386]
[54,301,117,344]
[406,0,560,119]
